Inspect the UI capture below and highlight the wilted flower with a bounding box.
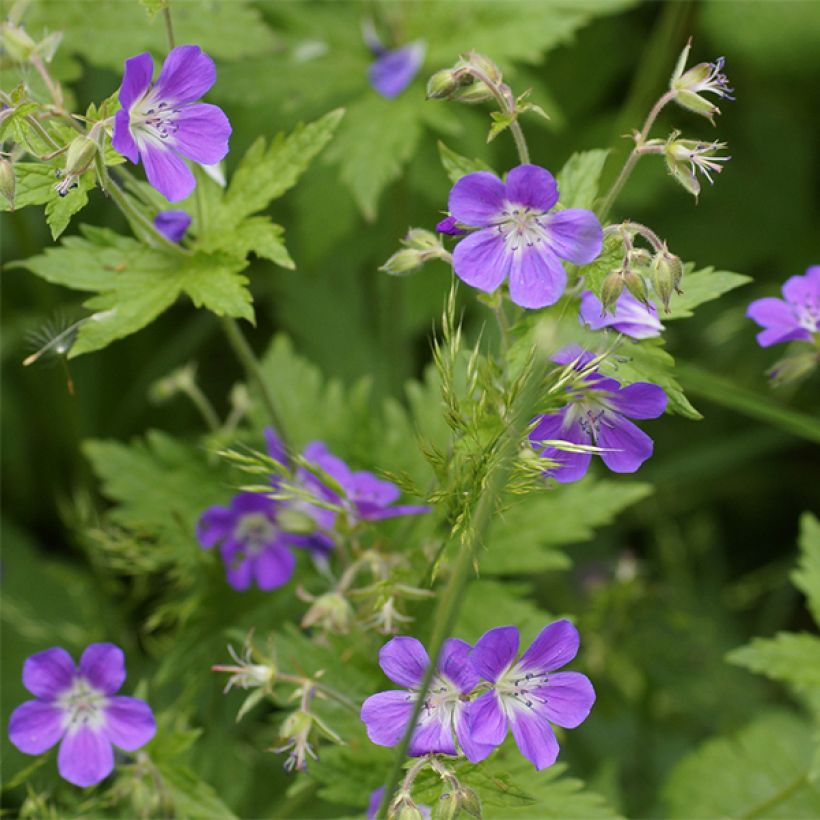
[467,621,595,770]
[154,209,191,243]
[364,22,425,99]
[671,39,734,123]
[664,137,730,199]
[112,45,231,202]
[747,266,820,347]
[447,165,602,308]
[8,644,155,787]
[361,637,494,761]
[530,353,667,483]
[579,289,663,339]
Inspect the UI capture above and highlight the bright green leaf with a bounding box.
[556,149,610,210]
[438,140,493,184]
[794,513,820,626]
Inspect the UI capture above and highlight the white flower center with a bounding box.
[57,677,107,732]
[497,665,551,713]
[493,202,549,253]
[794,296,820,334]
[130,90,181,145]
[233,512,277,559]
[563,390,616,443]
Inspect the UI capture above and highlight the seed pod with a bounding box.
[600,271,625,314]
[649,247,684,313]
[622,269,651,306]
[0,158,16,209]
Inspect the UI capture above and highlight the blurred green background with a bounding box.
[2,1,819,815]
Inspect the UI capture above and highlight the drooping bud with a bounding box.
[381,248,426,276]
[435,791,461,820]
[449,80,494,105]
[56,134,98,197]
[622,269,651,306]
[1,22,37,62]
[300,591,354,633]
[462,50,503,85]
[396,803,426,820]
[404,228,441,250]
[768,351,819,387]
[600,271,626,314]
[381,228,448,276]
[426,68,466,100]
[649,246,684,312]
[0,158,15,209]
[458,787,482,818]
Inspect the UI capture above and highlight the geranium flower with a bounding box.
[579,289,663,339]
[530,355,667,483]
[361,637,494,761]
[8,644,155,787]
[446,165,602,308]
[154,210,191,243]
[300,442,429,525]
[112,45,231,202]
[467,621,595,770]
[363,21,425,99]
[746,266,820,347]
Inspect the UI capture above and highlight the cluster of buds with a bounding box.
[380,228,451,276]
[426,51,499,105]
[600,224,684,314]
[0,20,62,65]
[670,38,734,124]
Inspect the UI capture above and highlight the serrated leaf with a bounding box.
[556,149,610,210]
[200,216,295,270]
[728,632,820,689]
[794,513,820,626]
[487,111,515,143]
[438,140,494,184]
[663,712,820,818]
[154,762,238,819]
[45,172,95,239]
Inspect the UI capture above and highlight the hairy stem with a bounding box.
[378,355,546,818]
[162,6,176,50]
[180,382,221,433]
[30,53,64,110]
[219,317,290,443]
[468,66,531,164]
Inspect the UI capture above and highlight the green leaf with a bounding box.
[663,265,751,319]
[138,0,167,20]
[18,226,253,356]
[153,763,239,819]
[556,149,610,210]
[728,632,820,689]
[487,110,516,143]
[199,217,295,270]
[438,140,493,184]
[577,232,623,294]
[223,109,345,226]
[793,513,820,626]
[45,171,95,239]
[663,712,820,818]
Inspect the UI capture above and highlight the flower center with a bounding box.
[794,296,820,334]
[131,91,181,142]
[498,666,550,712]
[493,202,548,253]
[57,677,107,732]
[234,512,277,557]
[564,389,616,444]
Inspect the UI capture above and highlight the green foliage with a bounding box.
[793,513,820,624]
[728,632,820,689]
[438,140,494,184]
[663,266,751,320]
[663,712,820,818]
[556,149,610,210]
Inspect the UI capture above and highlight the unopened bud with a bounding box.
[458,787,482,818]
[381,248,425,276]
[768,351,819,386]
[649,247,684,312]
[1,22,36,62]
[0,158,15,209]
[600,271,625,313]
[435,791,461,820]
[300,591,354,633]
[463,51,502,84]
[404,228,440,250]
[426,68,465,100]
[449,80,494,105]
[56,135,98,197]
[622,269,650,306]
[397,805,426,820]
[627,248,652,271]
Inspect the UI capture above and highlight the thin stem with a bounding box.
[493,300,510,357]
[597,90,677,221]
[378,355,547,819]
[29,53,64,110]
[276,674,359,715]
[219,317,290,443]
[162,7,176,50]
[179,383,221,433]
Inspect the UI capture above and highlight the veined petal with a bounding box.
[9,700,65,754]
[465,690,508,747]
[505,164,558,212]
[154,44,216,103]
[79,644,126,695]
[361,690,414,747]
[379,636,429,688]
[746,297,806,346]
[139,142,195,203]
[439,638,479,694]
[530,414,592,484]
[57,727,114,787]
[508,244,567,308]
[448,171,505,227]
[112,110,139,163]
[408,707,457,757]
[253,543,296,590]
[579,291,663,340]
[544,209,603,265]
[119,52,154,110]
[517,619,580,673]
[597,415,654,473]
[534,672,595,729]
[471,626,519,682]
[455,700,497,763]
[508,706,560,770]
[452,228,510,293]
[369,42,425,99]
[169,103,231,165]
[103,696,156,751]
[23,647,75,698]
[609,382,667,419]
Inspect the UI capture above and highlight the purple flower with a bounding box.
[112,45,231,202]
[154,209,191,243]
[364,23,425,99]
[8,644,155,787]
[436,215,467,236]
[448,165,603,309]
[579,290,663,339]
[467,621,595,771]
[529,363,667,483]
[746,266,820,347]
[361,637,494,761]
[300,442,429,526]
[197,492,333,591]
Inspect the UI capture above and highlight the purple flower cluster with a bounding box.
[361,621,594,771]
[440,165,603,309]
[112,45,231,202]
[529,349,667,483]
[8,644,155,787]
[197,428,428,591]
[747,266,820,348]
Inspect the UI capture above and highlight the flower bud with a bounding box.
[622,269,650,306]
[463,50,502,84]
[1,22,36,62]
[458,787,482,818]
[768,351,818,386]
[600,271,625,314]
[426,68,465,100]
[435,791,461,820]
[404,228,441,250]
[381,248,425,276]
[56,135,98,197]
[450,80,494,105]
[300,591,354,633]
[397,804,426,820]
[649,247,684,313]
[0,158,15,209]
